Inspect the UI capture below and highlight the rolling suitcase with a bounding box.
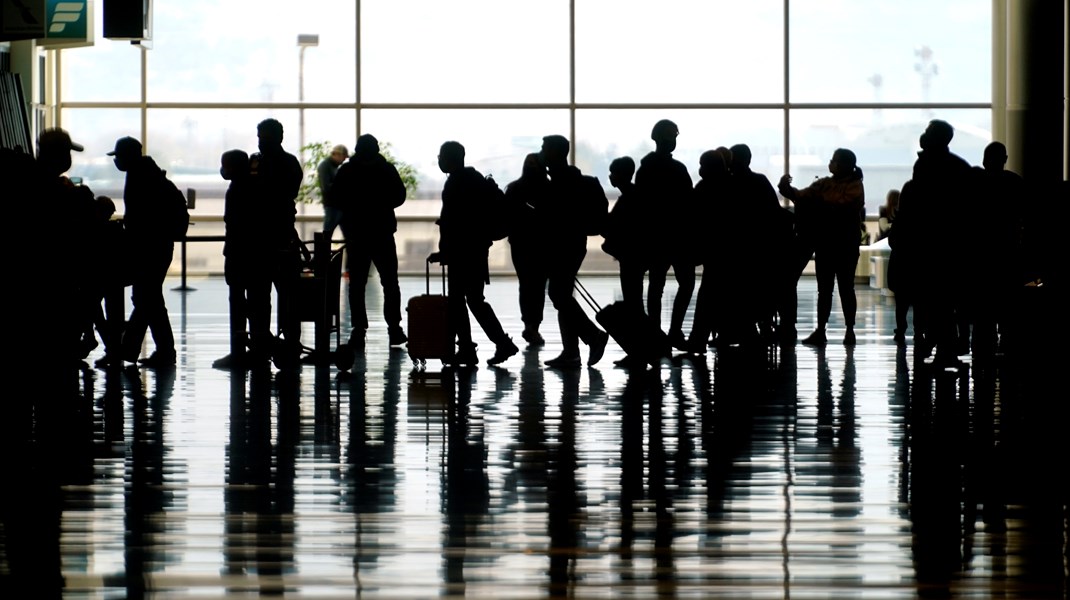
[407,258,453,368]
[574,278,671,367]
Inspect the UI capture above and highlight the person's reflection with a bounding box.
[648,366,676,591]
[503,348,547,513]
[547,368,584,597]
[441,368,489,592]
[260,370,299,595]
[345,350,402,579]
[0,364,83,598]
[616,368,647,572]
[222,367,298,595]
[908,355,963,597]
[224,369,254,583]
[312,365,341,491]
[124,367,177,599]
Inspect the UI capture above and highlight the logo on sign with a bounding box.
[48,1,83,34]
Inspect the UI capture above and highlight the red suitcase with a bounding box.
[407,258,453,368]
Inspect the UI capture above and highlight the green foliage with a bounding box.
[297,140,419,204]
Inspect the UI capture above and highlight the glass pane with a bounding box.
[789,0,991,103]
[147,0,356,102]
[62,108,142,203]
[575,109,786,196]
[787,108,991,215]
[361,0,570,103]
[59,2,140,102]
[145,108,305,214]
[575,0,783,103]
[359,109,571,201]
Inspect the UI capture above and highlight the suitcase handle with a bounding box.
[573,278,602,314]
[426,256,446,295]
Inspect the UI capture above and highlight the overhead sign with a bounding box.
[1,0,47,41]
[45,0,86,39]
[39,0,92,48]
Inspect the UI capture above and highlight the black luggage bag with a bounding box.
[574,279,671,367]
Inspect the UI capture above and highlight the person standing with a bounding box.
[110,136,181,368]
[504,153,552,346]
[778,148,866,346]
[328,133,408,349]
[249,118,305,367]
[635,119,696,349]
[319,144,349,241]
[430,141,519,367]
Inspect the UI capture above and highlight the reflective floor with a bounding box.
[2,276,1067,599]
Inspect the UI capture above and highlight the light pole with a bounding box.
[297,33,320,161]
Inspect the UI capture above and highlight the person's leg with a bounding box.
[145,249,176,359]
[345,242,373,344]
[668,261,696,346]
[512,245,536,330]
[835,249,860,345]
[803,252,834,345]
[371,236,405,343]
[646,260,669,329]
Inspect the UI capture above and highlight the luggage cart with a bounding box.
[294,232,346,367]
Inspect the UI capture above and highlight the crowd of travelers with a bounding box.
[0,117,1058,376]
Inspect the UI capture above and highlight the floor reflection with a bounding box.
[0,276,1065,598]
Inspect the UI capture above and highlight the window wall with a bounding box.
[55,0,992,271]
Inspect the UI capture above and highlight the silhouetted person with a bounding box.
[328,133,408,349]
[603,156,650,367]
[967,141,1026,357]
[249,118,305,367]
[717,143,782,345]
[84,195,127,368]
[505,153,552,346]
[635,119,696,348]
[686,148,734,353]
[213,149,274,370]
[892,119,972,365]
[110,136,178,368]
[539,134,610,369]
[779,148,865,346]
[429,141,520,367]
[882,188,913,344]
[319,143,349,240]
[877,188,899,242]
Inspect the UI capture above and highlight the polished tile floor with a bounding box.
[2,275,1066,599]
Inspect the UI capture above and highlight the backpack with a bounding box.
[161,174,190,241]
[580,175,609,236]
[481,174,510,242]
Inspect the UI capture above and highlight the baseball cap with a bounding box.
[107,136,143,157]
[37,128,85,153]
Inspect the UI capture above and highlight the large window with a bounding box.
[55,0,992,273]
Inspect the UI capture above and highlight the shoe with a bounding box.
[213,353,249,370]
[94,354,121,369]
[138,351,177,368]
[544,354,582,369]
[668,329,687,351]
[487,338,519,366]
[447,344,478,367]
[843,329,856,346]
[522,328,545,347]
[388,328,408,346]
[801,330,827,346]
[79,336,99,359]
[588,330,609,366]
[613,355,647,369]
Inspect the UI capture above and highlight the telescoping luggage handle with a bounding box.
[426,256,446,295]
[573,278,602,315]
